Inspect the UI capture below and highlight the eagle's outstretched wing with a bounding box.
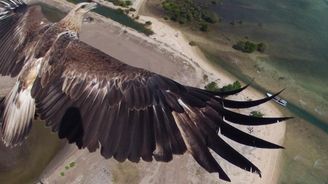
[0,0,53,146]
[0,0,49,77]
[31,33,290,181]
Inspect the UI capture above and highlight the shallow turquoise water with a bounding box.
[213,0,328,120]
[67,0,154,35]
[202,0,328,183]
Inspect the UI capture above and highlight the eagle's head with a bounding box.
[59,2,97,32]
[71,2,98,15]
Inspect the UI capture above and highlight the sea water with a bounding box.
[202,0,328,183]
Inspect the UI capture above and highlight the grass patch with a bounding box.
[161,0,220,31]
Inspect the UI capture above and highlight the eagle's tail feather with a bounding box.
[1,82,35,147]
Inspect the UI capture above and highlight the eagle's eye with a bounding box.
[81,5,86,9]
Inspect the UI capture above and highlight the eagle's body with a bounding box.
[0,0,290,182]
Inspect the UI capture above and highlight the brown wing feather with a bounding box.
[0,1,50,77]
[31,34,289,181]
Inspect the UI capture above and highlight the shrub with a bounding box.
[257,42,266,53]
[125,0,132,6]
[161,0,219,31]
[202,11,219,23]
[220,81,241,92]
[189,41,197,46]
[200,23,209,32]
[69,162,76,168]
[250,111,264,117]
[145,21,152,26]
[233,41,257,53]
[205,81,220,92]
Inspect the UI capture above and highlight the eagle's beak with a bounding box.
[86,2,98,12]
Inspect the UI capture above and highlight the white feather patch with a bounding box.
[1,82,35,147]
[178,98,192,112]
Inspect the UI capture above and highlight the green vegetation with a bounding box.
[257,42,266,52]
[233,40,266,53]
[145,21,152,26]
[205,80,242,92]
[161,0,219,31]
[250,111,264,118]
[105,0,132,7]
[233,41,257,53]
[189,41,197,46]
[200,23,209,32]
[204,81,220,92]
[61,161,76,175]
[69,162,76,168]
[220,81,242,92]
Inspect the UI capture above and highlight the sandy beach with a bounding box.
[15,0,288,183]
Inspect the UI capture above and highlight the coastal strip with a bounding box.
[37,0,286,183]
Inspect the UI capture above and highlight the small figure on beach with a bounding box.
[247,127,254,134]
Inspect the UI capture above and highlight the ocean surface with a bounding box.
[198,0,328,183]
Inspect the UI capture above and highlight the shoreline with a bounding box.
[136,13,285,184]
[37,0,286,183]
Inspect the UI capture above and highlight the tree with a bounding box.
[250,111,264,118]
[200,23,209,32]
[233,41,257,53]
[204,81,220,92]
[145,21,152,26]
[257,42,266,53]
[220,81,241,92]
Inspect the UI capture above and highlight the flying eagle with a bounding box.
[0,0,290,181]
